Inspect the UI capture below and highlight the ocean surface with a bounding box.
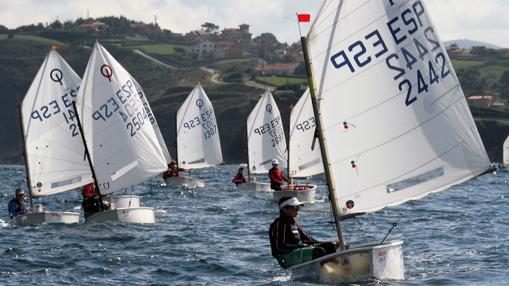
[0,164,507,285]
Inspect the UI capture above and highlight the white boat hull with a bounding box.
[105,195,141,209]
[85,207,155,224]
[164,176,205,189]
[272,185,317,203]
[290,241,404,284]
[11,211,80,226]
[237,182,271,192]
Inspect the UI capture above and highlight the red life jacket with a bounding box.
[82,183,96,198]
[269,168,288,184]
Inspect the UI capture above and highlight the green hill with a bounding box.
[0,34,508,164]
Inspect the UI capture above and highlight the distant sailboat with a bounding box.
[167,83,222,188]
[503,136,509,168]
[272,88,320,203]
[288,88,324,178]
[14,49,90,226]
[75,41,167,224]
[289,0,492,283]
[240,90,286,192]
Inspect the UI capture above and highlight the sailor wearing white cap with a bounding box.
[269,197,338,268]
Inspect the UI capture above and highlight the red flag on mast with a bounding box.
[297,13,310,22]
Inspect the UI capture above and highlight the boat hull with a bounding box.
[105,194,141,208]
[272,185,317,203]
[85,207,155,224]
[11,211,80,226]
[164,176,205,189]
[290,240,404,284]
[237,182,271,192]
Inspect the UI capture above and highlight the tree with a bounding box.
[253,33,280,47]
[499,70,509,100]
[457,69,486,96]
[49,20,63,29]
[0,25,8,33]
[201,22,219,33]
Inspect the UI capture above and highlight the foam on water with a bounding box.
[0,165,507,285]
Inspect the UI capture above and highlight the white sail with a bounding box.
[133,79,172,163]
[176,83,223,169]
[289,88,324,178]
[247,90,287,174]
[308,0,490,215]
[76,42,167,195]
[21,49,93,197]
[504,136,509,166]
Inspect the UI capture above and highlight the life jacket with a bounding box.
[82,183,96,199]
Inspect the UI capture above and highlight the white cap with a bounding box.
[272,159,279,165]
[278,197,304,209]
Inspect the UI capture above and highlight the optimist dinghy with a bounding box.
[285,0,493,283]
[15,49,92,226]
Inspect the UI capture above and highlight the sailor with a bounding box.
[8,188,28,219]
[269,197,338,268]
[232,167,247,186]
[81,183,109,218]
[268,159,289,191]
[163,160,187,179]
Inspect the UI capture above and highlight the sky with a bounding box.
[0,0,507,47]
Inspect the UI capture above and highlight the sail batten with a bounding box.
[307,0,491,215]
[247,90,287,174]
[76,42,167,195]
[22,50,93,197]
[176,84,223,169]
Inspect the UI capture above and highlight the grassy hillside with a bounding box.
[0,36,508,164]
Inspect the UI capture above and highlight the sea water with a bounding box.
[0,165,507,285]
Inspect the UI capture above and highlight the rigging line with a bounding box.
[329,84,463,165]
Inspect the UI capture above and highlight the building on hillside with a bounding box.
[255,62,299,76]
[468,95,494,108]
[215,41,242,58]
[220,24,251,48]
[79,21,107,32]
[446,44,472,57]
[187,40,215,56]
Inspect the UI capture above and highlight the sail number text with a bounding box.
[253,115,284,147]
[329,0,452,107]
[182,106,218,141]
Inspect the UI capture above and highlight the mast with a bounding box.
[18,104,33,209]
[301,36,346,250]
[286,105,292,190]
[72,101,104,209]
[175,111,179,164]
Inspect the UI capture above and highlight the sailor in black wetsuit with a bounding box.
[269,197,337,268]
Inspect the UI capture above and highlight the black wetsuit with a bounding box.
[269,214,336,268]
[82,198,105,218]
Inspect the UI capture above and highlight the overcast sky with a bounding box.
[0,0,507,47]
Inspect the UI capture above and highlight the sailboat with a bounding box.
[289,0,493,283]
[74,41,167,224]
[14,49,91,226]
[503,136,509,169]
[240,90,286,192]
[272,88,321,203]
[166,83,222,188]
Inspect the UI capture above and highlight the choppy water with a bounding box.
[0,164,507,285]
